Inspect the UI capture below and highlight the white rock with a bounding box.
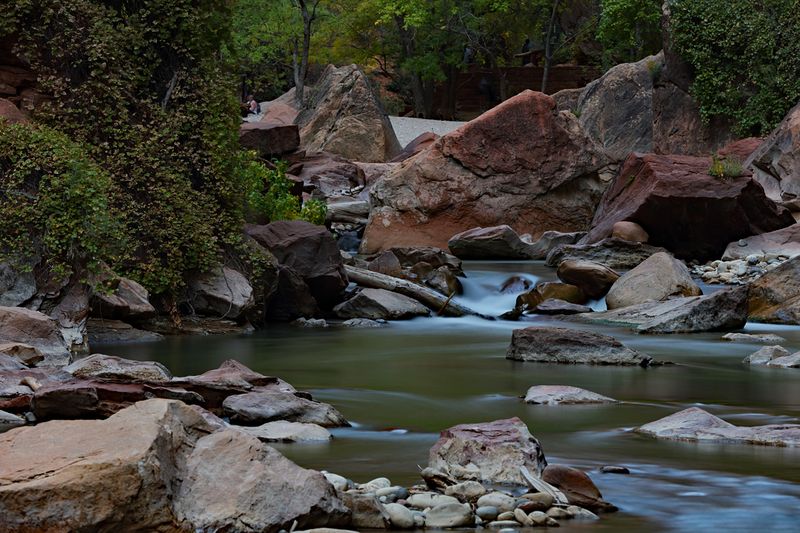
[407,492,460,509]
[424,503,473,528]
[384,503,415,529]
[477,492,517,513]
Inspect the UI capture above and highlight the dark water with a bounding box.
[102,261,800,532]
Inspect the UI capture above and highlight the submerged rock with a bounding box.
[524,385,617,405]
[333,288,430,320]
[237,420,332,442]
[542,464,617,513]
[743,345,790,365]
[507,327,653,366]
[722,332,786,344]
[222,390,349,427]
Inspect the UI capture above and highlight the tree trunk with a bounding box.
[541,0,561,93]
[293,0,317,106]
[394,16,426,117]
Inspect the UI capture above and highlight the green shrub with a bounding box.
[0,121,123,280]
[671,0,800,136]
[708,154,744,180]
[243,155,327,225]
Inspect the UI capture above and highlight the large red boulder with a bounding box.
[361,90,611,253]
[582,152,794,261]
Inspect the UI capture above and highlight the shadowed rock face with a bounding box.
[748,255,800,325]
[747,101,800,202]
[361,90,611,253]
[582,152,795,262]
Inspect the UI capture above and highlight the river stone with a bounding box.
[722,223,800,261]
[636,406,800,446]
[579,286,748,334]
[0,306,71,366]
[429,418,546,486]
[520,492,555,510]
[188,266,254,319]
[723,332,787,344]
[476,506,500,520]
[424,502,473,528]
[323,472,351,492]
[444,480,487,502]
[528,231,586,260]
[406,492,460,509]
[546,507,572,519]
[384,502,414,528]
[487,520,523,528]
[507,327,652,366]
[606,252,701,310]
[341,492,390,529]
[420,467,457,491]
[747,255,800,324]
[0,409,25,432]
[0,342,43,366]
[556,260,620,299]
[531,299,593,315]
[86,318,163,344]
[542,464,617,513]
[367,250,402,277]
[514,508,533,526]
[767,352,800,368]
[524,385,617,405]
[64,354,172,382]
[547,238,669,270]
[222,391,348,427]
[496,511,515,521]
[237,420,332,442]
[359,477,391,492]
[333,288,430,320]
[448,225,533,260]
[90,277,156,321]
[529,511,548,526]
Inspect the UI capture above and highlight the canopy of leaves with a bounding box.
[670,0,800,135]
[596,0,661,66]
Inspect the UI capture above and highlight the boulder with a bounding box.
[239,122,300,157]
[444,480,486,503]
[506,327,652,366]
[327,200,371,225]
[636,406,800,446]
[0,98,26,124]
[581,286,748,334]
[367,250,403,277]
[187,266,254,320]
[0,353,26,371]
[175,428,349,531]
[746,100,800,202]
[90,277,156,321]
[0,306,71,366]
[238,420,332,443]
[524,385,617,405]
[64,354,171,382]
[723,333,786,344]
[86,318,163,344]
[0,409,25,432]
[447,225,533,259]
[341,493,390,529]
[605,252,701,310]
[723,223,800,261]
[581,152,795,262]
[384,502,415,528]
[294,151,366,200]
[390,131,439,163]
[546,238,670,270]
[0,262,36,307]
[333,288,430,320]
[747,255,800,324]
[406,493,460,509]
[527,230,586,260]
[743,345,789,365]
[296,64,401,163]
[556,260,619,299]
[246,221,347,309]
[0,342,42,366]
[542,465,617,513]
[222,390,348,427]
[576,52,663,161]
[612,221,649,242]
[362,90,611,253]
[428,417,547,485]
[265,265,320,321]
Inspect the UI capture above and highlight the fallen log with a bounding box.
[344,265,488,319]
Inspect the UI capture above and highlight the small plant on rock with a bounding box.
[708,154,744,180]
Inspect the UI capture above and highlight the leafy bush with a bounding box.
[243,156,327,225]
[670,0,800,135]
[0,121,123,280]
[708,154,744,180]
[3,0,246,295]
[597,0,662,67]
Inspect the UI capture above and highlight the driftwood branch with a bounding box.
[344,265,487,319]
[520,466,570,505]
[161,71,178,110]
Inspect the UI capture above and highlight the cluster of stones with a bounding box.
[691,253,790,285]
[319,472,599,530]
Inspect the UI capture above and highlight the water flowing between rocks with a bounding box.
[102,261,800,532]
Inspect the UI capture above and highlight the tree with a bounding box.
[596,0,662,66]
[291,0,324,104]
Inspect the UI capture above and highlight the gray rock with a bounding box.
[546,238,669,270]
[636,406,800,446]
[237,421,332,442]
[520,492,555,510]
[507,327,653,366]
[222,391,348,427]
[359,477,391,492]
[0,342,43,366]
[530,299,593,315]
[514,508,533,526]
[448,225,533,260]
[722,332,786,344]
[291,318,329,328]
[768,352,800,368]
[547,507,572,519]
[323,472,351,492]
[599,466,630,474]
[86,318,163,345]
[578,286,748,334]
[424,502,473,528]
[341,492,390,529]
[487,520,522,528]
[0,306,71,366]
[529,511,548,526]
[444,480,487,502]
[0,409,25,433]
[476,492,518,514]
[524,385,617,405]
[605,252,701,310]
[188,266,254,319]
[384,503,414,529]
[340,318,387,328]
[406,492,460,510]
[0,263,36,307]
[476,506,499,521]
[64,354,172,382]
[528,231,586,260]
[90,277,156,321]
[333,288,430,320]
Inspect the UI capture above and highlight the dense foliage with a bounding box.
[0,121,122,280]
[242,157,327,225]
[670,0,800,135]
[596,0,661,66]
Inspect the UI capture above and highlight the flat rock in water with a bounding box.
[222,391,348,428]
[507,327,654,366]
[636,406,800,446]
[237,420,332,442]
[86,318,163,344]
[524,385,617,405]
[547,238,669,270]
[64,354,172,382]
[577,286,748,334]
[767,352,800,368]
[428,417,546,486]
[722,332,786,344]
[530,299,592,315]
[333,288,430,320]
[743,345,790,365]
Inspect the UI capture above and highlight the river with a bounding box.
[102,261,800,532]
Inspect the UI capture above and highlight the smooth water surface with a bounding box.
[102,261,800,532]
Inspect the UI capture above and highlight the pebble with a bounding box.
[425,502,473,528]
[520,492,555,509]
[444,480,486,502]
[477,492,517,513]
[497,511,516,521]
[513,508,533,526]
[376,486,409,500]
[529,511,548,526]
[322,472,350,492]
[487,521,522,528]
[384,502,415,529]
[547,507,573,519]
[412,510,425,527]
[600,465,630,474]
[476,506,499,520]
[407,492,459,509]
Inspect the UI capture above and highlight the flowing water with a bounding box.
[102,261,800,532]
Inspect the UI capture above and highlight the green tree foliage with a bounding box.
[242,157,327,226]
[670,0,800,136]
[0,121,123,280]
[2,0,245,295]
[596,0,662,66]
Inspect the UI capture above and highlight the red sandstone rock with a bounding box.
[0,98,26,124]
[542,464,617,513]
[390,131,439,163]
[362,90,611,253]
[582,152,794,261]
[239,122,300,157]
